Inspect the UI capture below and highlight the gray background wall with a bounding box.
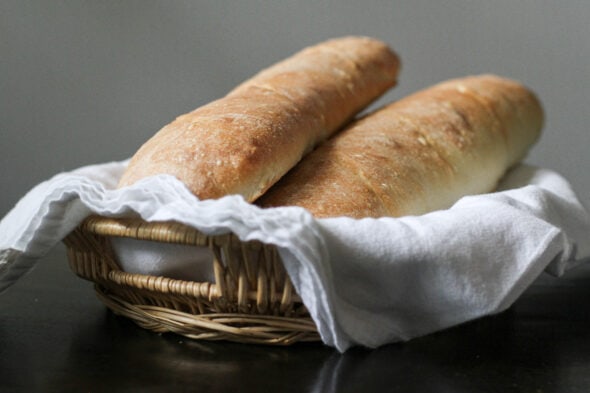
[2,0,589,219]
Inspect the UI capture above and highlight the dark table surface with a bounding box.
[2,245,590,393]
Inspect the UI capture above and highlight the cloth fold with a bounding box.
[1,160,589,351]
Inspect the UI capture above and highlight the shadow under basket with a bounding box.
[63,216,320,345]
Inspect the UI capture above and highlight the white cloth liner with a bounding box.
[1,160,589,352]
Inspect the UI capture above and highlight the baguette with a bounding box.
[118,36,400,201]
[256,74,544,218]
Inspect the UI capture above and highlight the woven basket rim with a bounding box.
[81,215,235,247]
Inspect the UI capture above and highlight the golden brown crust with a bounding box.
[256,74,544,218]
[117,36,401,201]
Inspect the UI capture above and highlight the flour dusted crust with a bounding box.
[257,75,544,218]
[118,36,400,201]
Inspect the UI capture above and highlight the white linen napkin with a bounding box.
[1,160,589,352]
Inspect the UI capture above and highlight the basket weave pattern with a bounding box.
[63,216,320,345]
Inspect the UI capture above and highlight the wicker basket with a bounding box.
[63,215,320,345]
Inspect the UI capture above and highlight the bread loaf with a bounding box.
[118,36,400,201]
[256,75,544,218]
